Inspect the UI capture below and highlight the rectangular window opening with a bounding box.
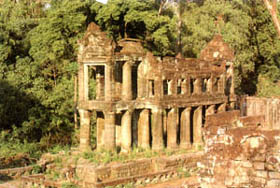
[163,80,168,95]
[202,78,207,92]
[177,79,182,94]
[190,78,194,94]
[149,80,155,97]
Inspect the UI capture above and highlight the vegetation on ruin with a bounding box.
[1,0,280,161]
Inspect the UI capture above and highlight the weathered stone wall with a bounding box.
[241,96,280,129]
[200,111,280,188]
[76,152,203,187]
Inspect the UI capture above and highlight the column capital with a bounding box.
[125,59,134,66]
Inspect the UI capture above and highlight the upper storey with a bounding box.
[77,23,235,110]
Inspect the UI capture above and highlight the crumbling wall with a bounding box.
[200,111,280,188]
[241,96,280,129]
[76,152,203,187]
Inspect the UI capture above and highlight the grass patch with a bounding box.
[81,147,198,165]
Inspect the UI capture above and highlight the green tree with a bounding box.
[27,0,96,146]
[180,0,280,96]
[95,0,177,56]
[0,0,45,134]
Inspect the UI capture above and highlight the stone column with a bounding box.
[171,80,177,95]
[78,63,85,101]
[121,110,132,152]
[96,112,105,151]
[194,77,202,94]
[96,73,102,100]
[167,108,178,149]
[217,103,226,113]
[79,109,91,151]
[138,109,150,149]
[186,77,191,95]
[230,102,235,109]
[207,76,213,94]
[148,80,155,97]
[180,107,191,149]
[152,108,164,150]
[193,106,203,148]
[84,65,89,100]
[104,112,116,151]
[218,74,225,94]
[181,79,187,94]
[230,77,234,95]
[228,63,235,95]
[206,105,215,116]
[168,80,172,95]
[137,61,145,98]
[122,61,133,100]
[163,110,167,139]
[105,64,113,101]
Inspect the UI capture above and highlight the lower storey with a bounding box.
[79,102,232,152]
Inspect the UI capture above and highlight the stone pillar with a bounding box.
[228,63,235,95]
[152,108,164,150]
[96,73,102,100]
[84,65,89,100]
[180,107,191,149]
[78,63,85,101]
[206,105,215,116]
[193,106,203,148]
[105,64,113,101]
[230,102,235,110]
[122,61,133,100]
[230,77,234,95]
[96,112,105,150]
[121,110,132,152]
[168,80,172,95]
[163,110,167,139]
[207,77,213,94]
[138,109,150,149]
[170,80,176,95]
[148,80,155,97]
[137,61,145,98]
[79,109,91,151]
[104,112,116,151]
[186,77,191,95]
[181,79,187,94]
[218,74,225,94]
[167,108,178,149]
[154,79,162,98]
[194,78,202,94]
[217,103,226,113]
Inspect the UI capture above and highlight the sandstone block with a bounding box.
[267,179,280,188]
[254,162,265,170]
[254,170,268,178]
[252,153,266,162]
[251,177,266,185]
[269,172,280,179]
[242,161,253,168]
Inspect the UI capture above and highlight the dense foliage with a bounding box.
[0,0,280,148]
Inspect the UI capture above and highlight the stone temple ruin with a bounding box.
[77,22,236,152]
[4,23,280,188]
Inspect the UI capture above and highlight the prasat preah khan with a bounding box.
[1,0,280,187]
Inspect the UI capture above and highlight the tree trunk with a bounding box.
[158,0,167,16]
[74,75,78,129]
[263,0,280,37]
